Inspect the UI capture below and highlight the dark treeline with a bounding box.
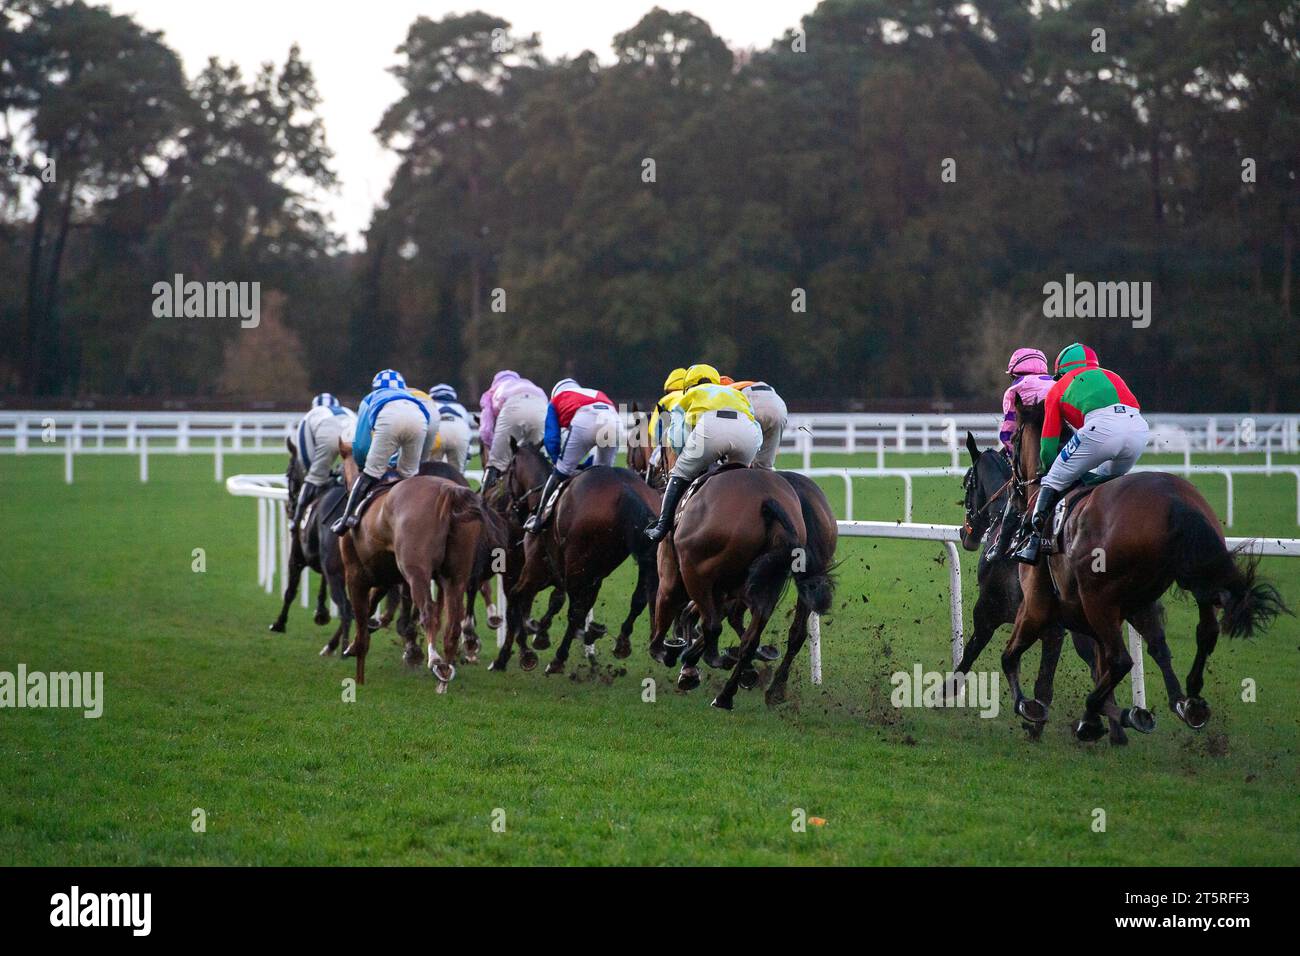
[1,0,1297,409]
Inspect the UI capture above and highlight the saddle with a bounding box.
[356,474,403,522]
[676,461,749,520]
[1046,470,1122,554]
[536,473,575,528]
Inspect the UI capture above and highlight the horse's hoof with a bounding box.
[1022,721,1044,741]
[268,621,286,633]
[704,652,734,670]
[544,659,565,675]
[738,667,760,691]
[1120,707,1156,734]
[710,695,734,711]
[677,668,700,692]
[367,618,383,631]
[1073,717,1106,742]
[525,618,542,634]
[583,643,597,661]
[755,645,779,663]
[765,684,787,707]
[431,661,456,684]
[532,632,551,650]
[1175,697,1210,730]
[319,644,335,657]
[314,611,331,626]
[487,658,507,672]
[341,643,356,658]
[520,650,539,672]
[584,621,608,638]
[1109,729,1130,746]
[487,613,503,630]
[1016,698,1048,723]
[613,636,632,659]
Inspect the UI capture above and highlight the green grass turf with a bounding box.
[1,452,1296,865]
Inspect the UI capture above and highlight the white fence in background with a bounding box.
[225,472,1300,702]
[4,409,1297,471]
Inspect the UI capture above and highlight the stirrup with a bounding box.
[1013,534,1041,565]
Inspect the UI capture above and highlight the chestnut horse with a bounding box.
[1004,399,1287,740]
[958,432,1188,744]
[338,449,505,691]
[489,441,661,674]
[648,467,825,710]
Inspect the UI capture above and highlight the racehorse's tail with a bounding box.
[1168,498,1288,637]
[618,483,659,564]
[744,499,800,619]
[790,482,837,616]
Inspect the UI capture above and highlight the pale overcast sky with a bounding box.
[107,1,814,248]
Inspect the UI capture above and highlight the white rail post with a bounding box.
[944,541,963,669]
[126,419,137,452]
[301,567,310,607]
[257,498,267,589]
[279,508,289,599]
[1223,470,1234,527]
[178,417,190,451]
[896,420,906,452]
[902,474,913,523]
[1127,623,1146,709]
[842,470,853,521]
[876,435,885,470]
[214,435,223,482]
[16,416,28,452]
[139,435,149,483]
[496,575,507,649]
[808,612,822,685]
[846,420,855,453]
[64,436,74,484]
[801,430,812,470]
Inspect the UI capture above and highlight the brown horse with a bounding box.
[648,467,823,710]
[1004,399,1287,740]
[489,441,661,674]
[338,448,505,690]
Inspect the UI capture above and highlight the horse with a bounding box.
[666,471,838,704]
[647,467,827,710]
[271,438,353,657]
[1003,398,1288,740]
[959,431,1181,744]
[337,446,505,691]
[488,440,661,674]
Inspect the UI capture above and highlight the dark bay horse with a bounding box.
[648,467,828,710]
[1004,400,1287,740]
[271,438,352,656]
[338,449,505,690]
[960,432,1184,744]
[489,441,661,674]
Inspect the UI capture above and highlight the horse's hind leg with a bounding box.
[528,588,565,650]
[1001,585,1052,725]
[1021,624,1067,741]
[321,565,352,657]
[956,594,1001,676]
[546,580,600,675]
[766,597,810,706]
[342,566,372,685]
[1129,603,1185,723]
[1178,602,1218,729]
[433,574,463,690]
[1070,631,1128,745]
[615,559,654,659]
[679,589,725,692]
[713,607,772,711]
[314,572,330,626]
[1076,596,1132,743]
[269,534,307,632]
[648,544,688,666]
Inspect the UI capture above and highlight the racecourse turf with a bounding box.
[1,451,1297,866]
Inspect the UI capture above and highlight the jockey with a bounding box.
[405,386,441,462]
[290,393,355,531]
[478,370,547,490]
[644,363,761,543]
[523,378,620,533]
[1013,343,1149,564]
[725,377,787,470]
[646,367,687,469]
[985,348,1055,558]
[330,369,430,533]
[999,348,1056,456]
[426,383,472,472]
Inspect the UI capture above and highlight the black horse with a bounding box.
[958,432,1186,743]
[271,439,353,656]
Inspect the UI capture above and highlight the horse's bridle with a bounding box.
[500,453,546,527]
[962,462,1014,538]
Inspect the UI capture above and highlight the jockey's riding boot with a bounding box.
[1013,486,1060,565]
[523,470,563,534]
[290,481,318,532]
[330,473,376,534]
[481,466,501,491]
[986,499,1017,560]
[645,475,689,543]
